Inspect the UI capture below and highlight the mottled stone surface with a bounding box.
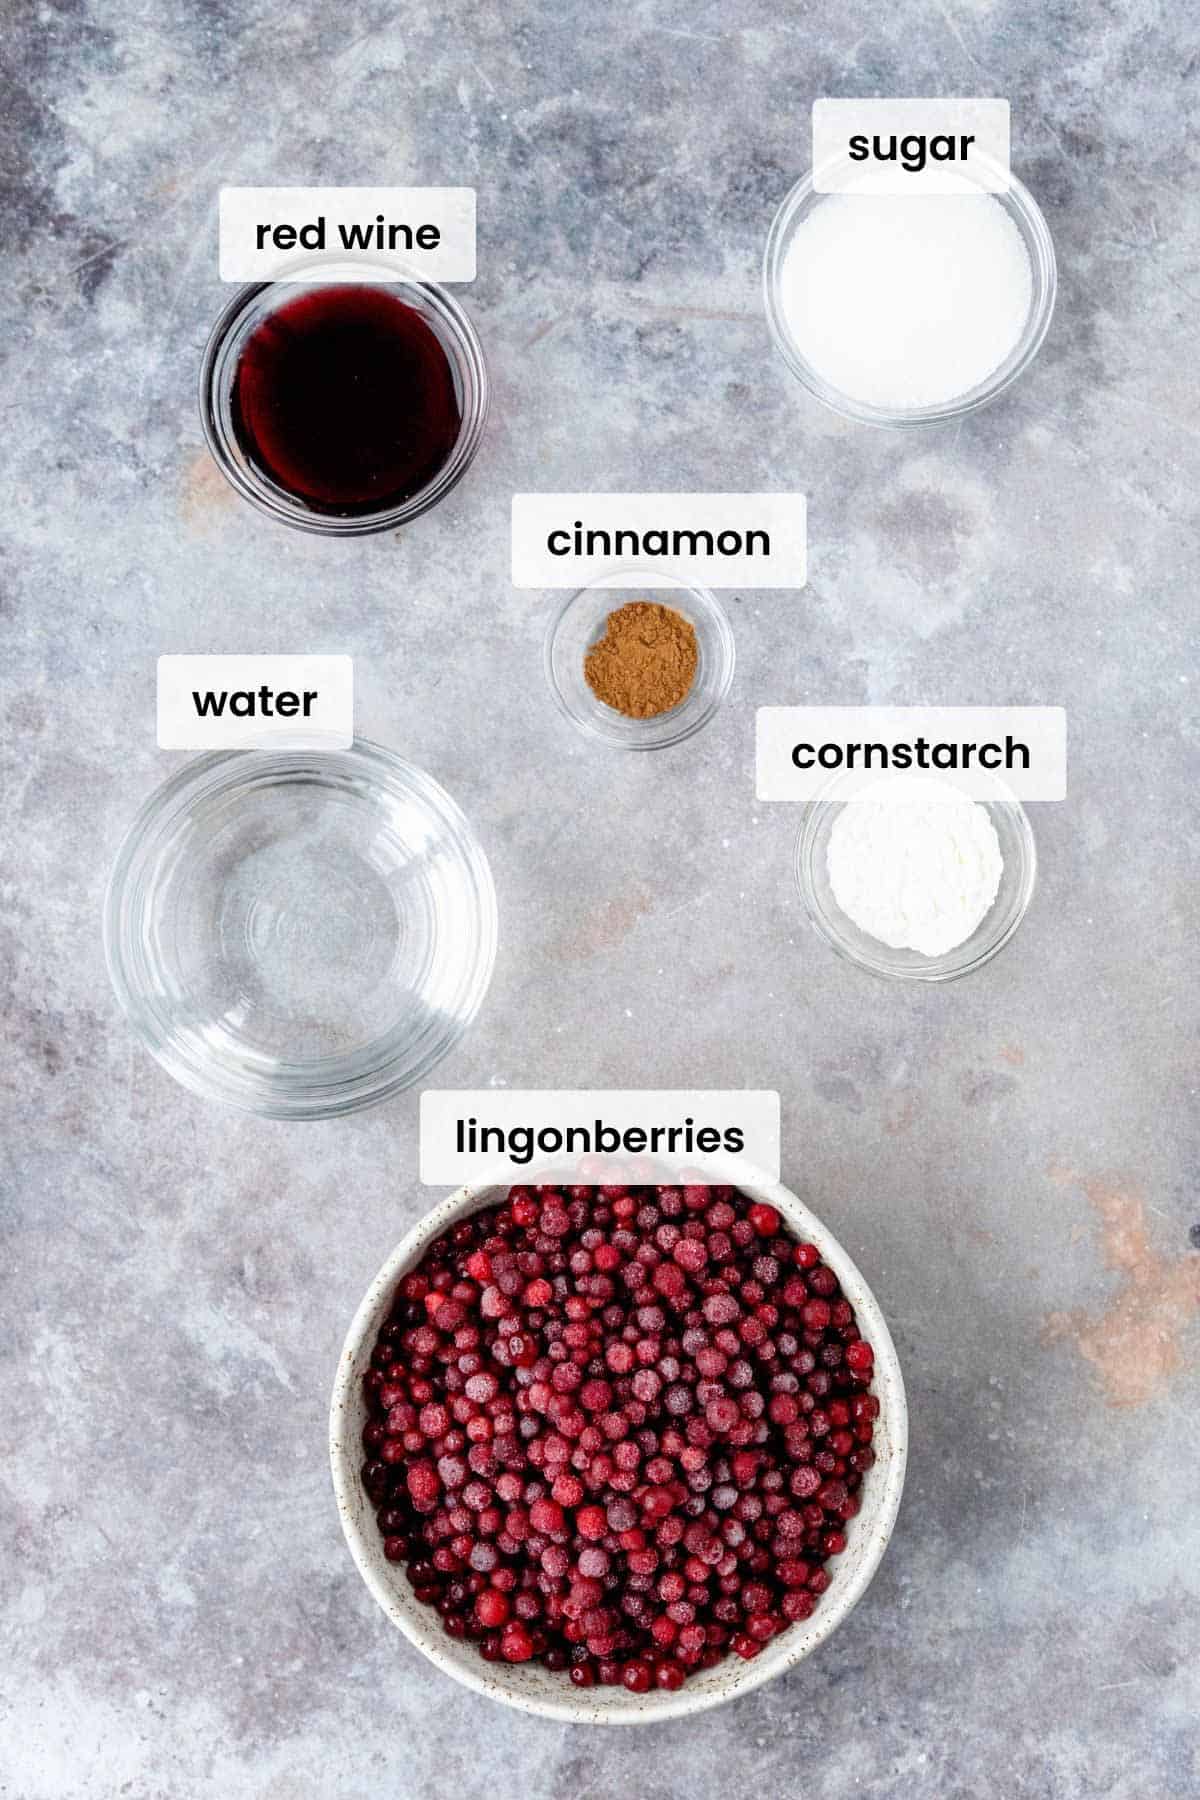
[3,3,1199,1795]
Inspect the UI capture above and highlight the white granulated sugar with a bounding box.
[781,190,1033,409]
[827,779,1004,957]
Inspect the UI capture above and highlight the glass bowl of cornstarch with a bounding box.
[795,782,1038,981]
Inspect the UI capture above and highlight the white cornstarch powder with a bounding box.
[780,189,1033,410]
[827,779,1004,957]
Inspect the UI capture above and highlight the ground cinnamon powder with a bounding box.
[583,601,698,719]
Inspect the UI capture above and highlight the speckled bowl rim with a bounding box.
[329,1177,908,1723]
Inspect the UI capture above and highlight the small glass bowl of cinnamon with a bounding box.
[544,569,735,751]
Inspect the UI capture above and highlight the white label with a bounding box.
[157,656,353,750]
[755,707,1066,801]
[511,494,806,589]
[420,1091,781,1187]
[813,99,1010,193]
[219,187,476,282]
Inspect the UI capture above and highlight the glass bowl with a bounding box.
[763,156,1057,427]
[199,259,488,535]
[795,795,1037,981]
[103,739,497,1117]
[544,570,735,751]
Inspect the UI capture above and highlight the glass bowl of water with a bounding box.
[103,739,497,1117]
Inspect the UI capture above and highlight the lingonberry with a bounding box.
[747,1203,781,1237]
[499,1620,535,1661]
[476,1588,510,1627]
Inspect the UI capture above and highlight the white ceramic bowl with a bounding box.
[330,1179,908,1722]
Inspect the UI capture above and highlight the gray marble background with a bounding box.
[3,2,1198,1795]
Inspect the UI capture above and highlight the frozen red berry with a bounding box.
[500,1620,534,1662]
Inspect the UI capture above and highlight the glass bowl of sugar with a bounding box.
[794,780,1038,981]
[763,155,1056,427]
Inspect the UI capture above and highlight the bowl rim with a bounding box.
[543,568,736,752]
[102,736,498,1118]
[762,154,1058,428]
[794,793,1038,983]
[329,1175,908,1723]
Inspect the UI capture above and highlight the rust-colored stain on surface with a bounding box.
[999,1044,1026,1066]
[1043,1170,1200,1407]
[180,449,236,531]
[882,1093,918,1136]
[552,889,651,960]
